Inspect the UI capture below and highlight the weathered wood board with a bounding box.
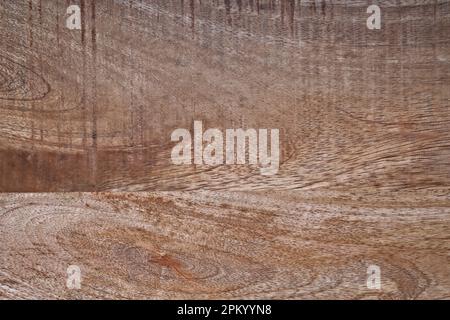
[0,0,449,192]
[0,192,449,299]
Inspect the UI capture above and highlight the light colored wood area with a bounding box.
[0,192,449,299]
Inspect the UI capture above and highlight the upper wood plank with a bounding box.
[0,0,449,192]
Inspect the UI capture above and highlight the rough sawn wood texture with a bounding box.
[0,1,449,300]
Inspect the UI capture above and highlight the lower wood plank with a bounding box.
[0,192,448,299]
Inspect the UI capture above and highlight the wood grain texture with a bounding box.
[0,0,449,300]
[0,0,449,191]
[0,192,449,299]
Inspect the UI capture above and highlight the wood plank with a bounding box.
[0,0,448,191]
[0,192,449,299]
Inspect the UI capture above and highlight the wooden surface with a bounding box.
[0,0,449,299]
[0,192,449,299]
[0,0,449,191]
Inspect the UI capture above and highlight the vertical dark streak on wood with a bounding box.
[129,2,135,149]
[432,0,439,137]
[80,0,86,45]
[28,0,35,141]
[56,1,60,47]
[157,0,160,22]
[289,0,295,36]
[56,0,61,146]
[190,0,195,34]
[80,0,87,149]
[91,0,98,190]
[38,0,44,142]
[399,0,406,128]
[224,0,231,25]
[38,0,42,22]
[237,0,242,13]
[28,0,34,47]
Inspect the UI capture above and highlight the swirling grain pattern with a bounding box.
[0,192,449,299]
